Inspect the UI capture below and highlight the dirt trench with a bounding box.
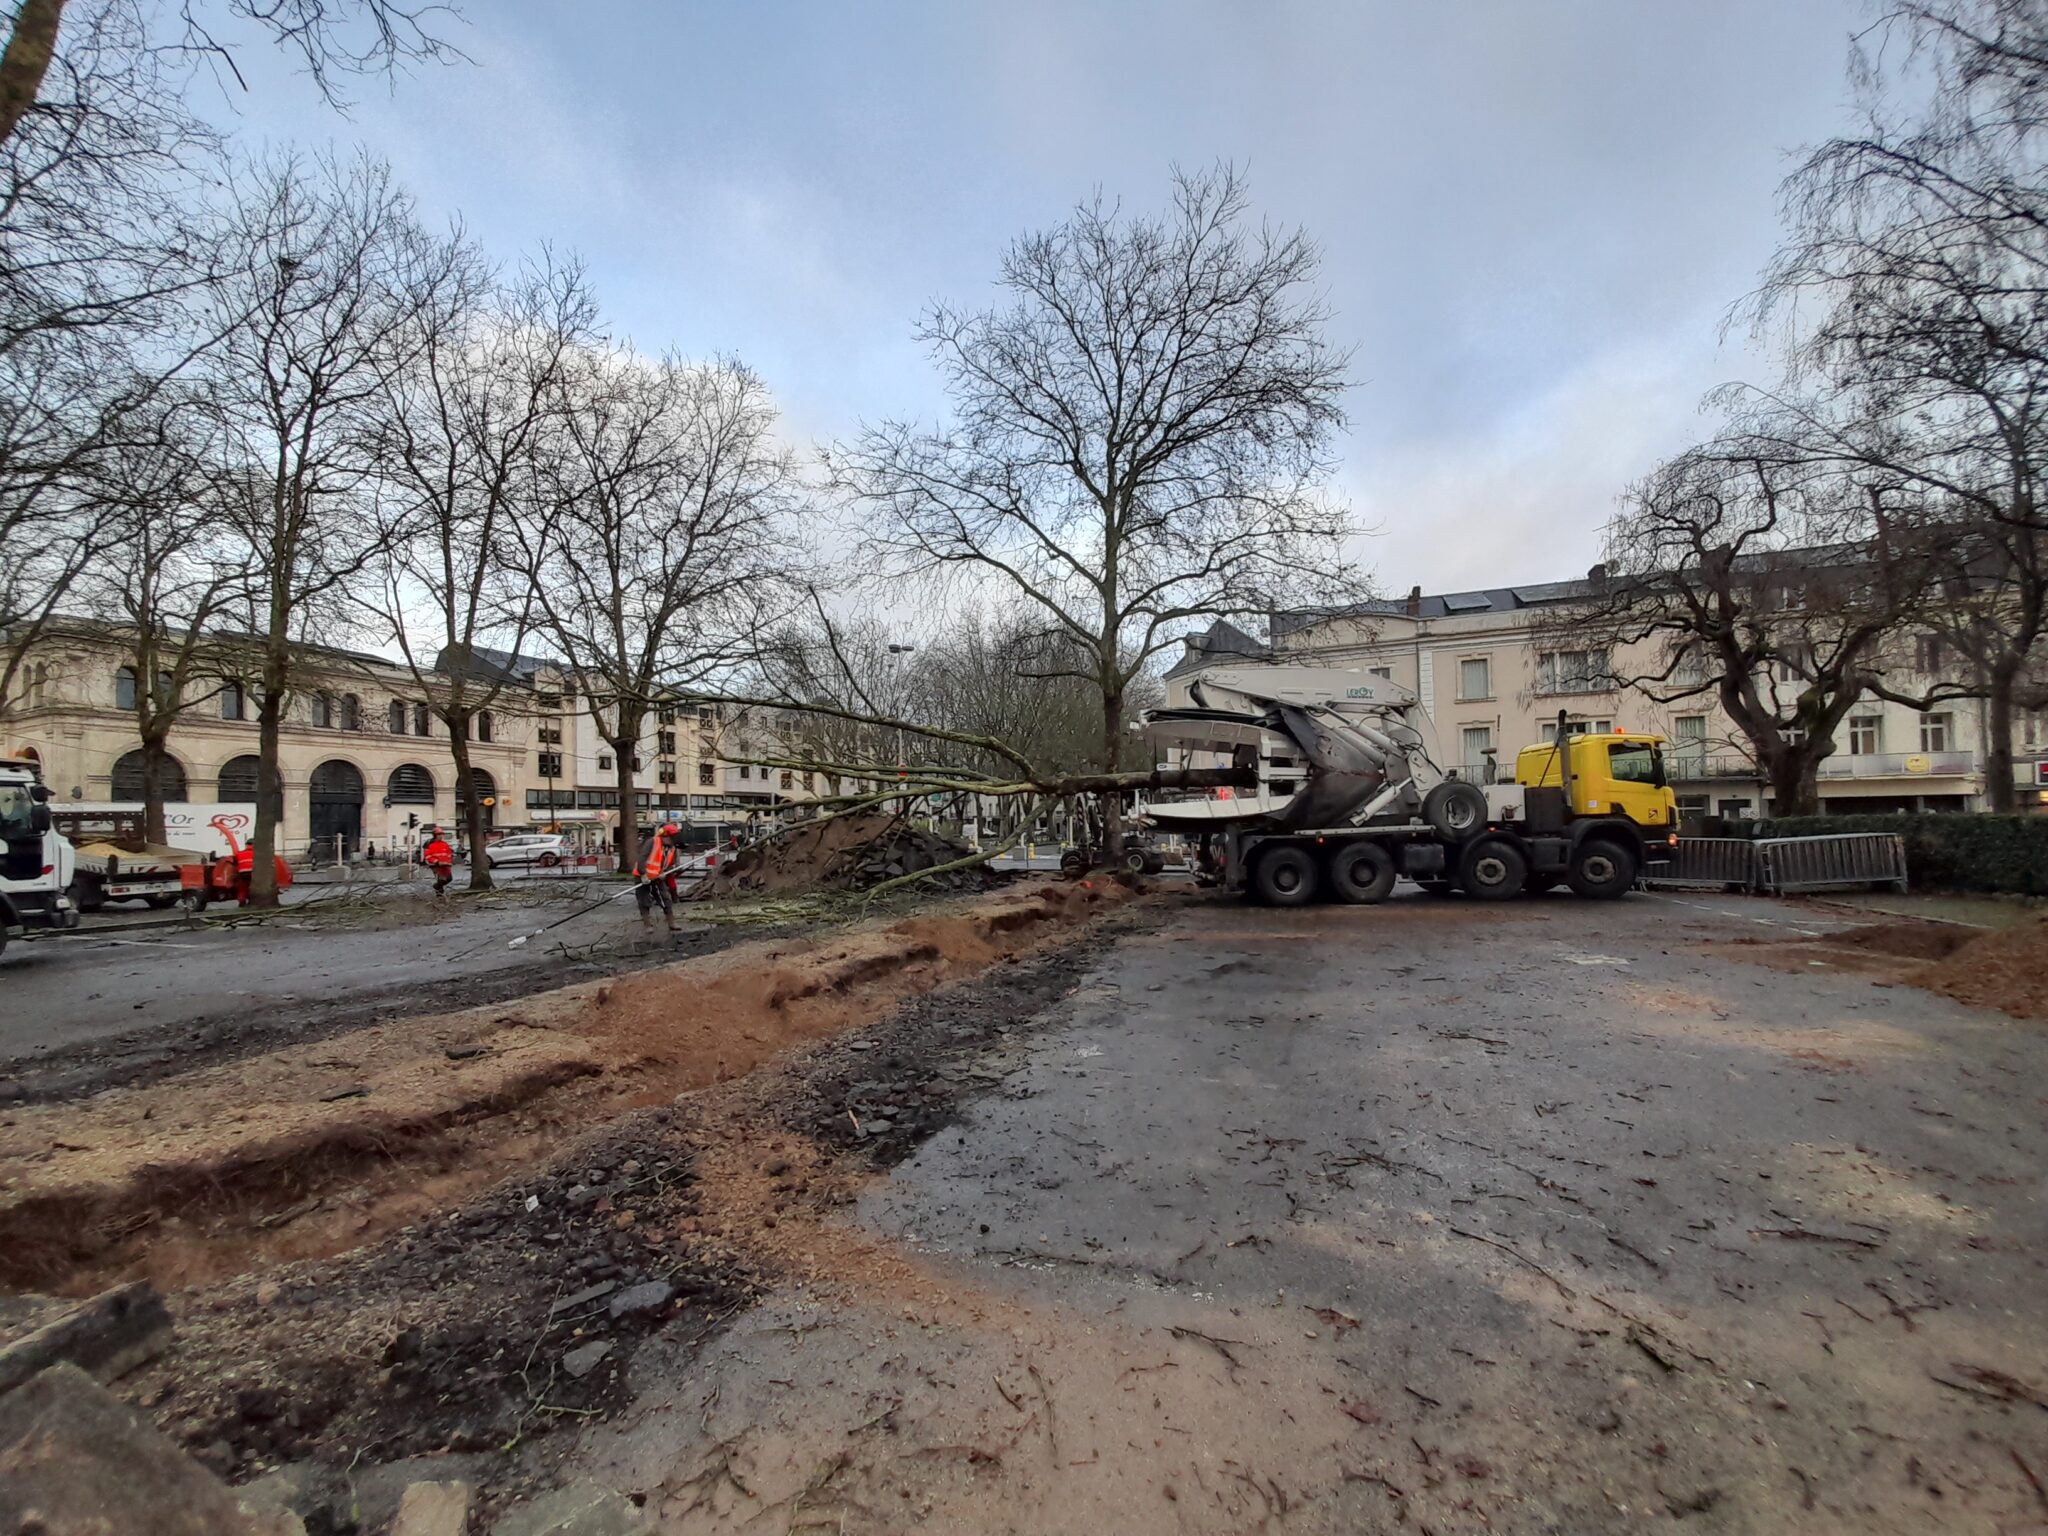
[0,880,1126,1295]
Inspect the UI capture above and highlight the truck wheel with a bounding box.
[1567,838,1637,900]
[1459,837,1527,900]
[1123,847,1148,875]
[1252,845,1318,907]
[1059,849,1088,879]
[1328,842,1396,904]
[1422,782,1488,841]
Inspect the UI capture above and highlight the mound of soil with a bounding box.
[0,881,1124,1295]
[1817,920,1973,963]
[693,811,994,899]
[1909,916,2048,1021]
[106,915,1139,1525]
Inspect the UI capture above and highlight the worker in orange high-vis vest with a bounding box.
[637,823,680,931]
[421,827,455,896]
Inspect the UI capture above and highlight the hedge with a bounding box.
[1754,813,2048,896]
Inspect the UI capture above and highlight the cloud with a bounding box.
[1348,321,1741,594]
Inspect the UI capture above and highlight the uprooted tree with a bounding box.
[695,687,1257,895]
[826,165,1355,855]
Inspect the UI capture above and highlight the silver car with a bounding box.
[485,833,570,869]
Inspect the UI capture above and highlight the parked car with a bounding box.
[485,833,569,869]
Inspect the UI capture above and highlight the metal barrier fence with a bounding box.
[1643,838,1759,889]
[1755,833,1908,894]
[1643,833,1909,894]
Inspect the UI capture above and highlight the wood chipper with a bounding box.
[178,814,293,909]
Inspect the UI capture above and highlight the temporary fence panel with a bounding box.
[1755,833,1908,895]
[1643,838,1759,891]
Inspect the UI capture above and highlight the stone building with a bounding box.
[5,626,534,856]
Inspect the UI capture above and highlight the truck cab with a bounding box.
[1512,732,1675,832]
[0,758,79,957]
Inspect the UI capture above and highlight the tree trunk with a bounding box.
[449,726,492,892]
[1764,746,1821,819]
[250,667,287,906]
[138,737,170,845]
[1983,658,2019,814]
[615,744,639,875]
[0,0,63,150]
[1098,685,1125,857]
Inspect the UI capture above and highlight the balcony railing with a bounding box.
[1665,750,1978,781]
[1817,750,1975,778]
[1665,754,1761,781]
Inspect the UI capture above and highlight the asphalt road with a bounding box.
[572,888,2048,1534]
[0,879,692,1074]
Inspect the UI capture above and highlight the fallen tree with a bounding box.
[689,691,1256,899]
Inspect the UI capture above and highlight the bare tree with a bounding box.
[198,151,458,901]
[371,249,592,889]
[76,404,249,840]
[1754,0,2048,808]
[0,0,223,718]
[518,342,801,877]
[1548,433,1957,815]
[0,0,462,152]
[828,166,1355,852]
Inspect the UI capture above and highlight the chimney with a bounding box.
[1588,563,1607,583]
[1406,584,1422,616]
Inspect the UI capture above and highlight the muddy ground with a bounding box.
[552,888,2048,1535]
[5,880,2046,1534]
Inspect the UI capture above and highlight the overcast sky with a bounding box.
[217,0,1869,599]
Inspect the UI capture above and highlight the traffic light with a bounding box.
[407,813,419,829]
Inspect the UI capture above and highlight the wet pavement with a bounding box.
[567,888,2048,1534]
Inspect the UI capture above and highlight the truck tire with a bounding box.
[1059,849,1088,879]
[1459,836,1527,900]
[1328,842,1396,904]
[66,877,104,913]
[1567,837,1637,900]
[1252,845,1318,906]
[1422,781,1487,842]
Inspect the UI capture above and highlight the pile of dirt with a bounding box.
[0,880,1126,1294]
[692,810,996,899]
[1908,915,2048,1020]
[102,913,1141,1524]
[1816,920,1973,963]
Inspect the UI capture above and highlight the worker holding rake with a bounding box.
[637,823,681,931]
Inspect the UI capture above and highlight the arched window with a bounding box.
[387,762,436,804]
[220,683,246,722]
[217,754,260,799]
[154,671,175,704]
[311,693,332,729]
[111,749,187,801]
[412,702,431,737]
[31,664,47,706]
[389,699,407,734]
[339,693,359,731]
[477,710,494,743]
[115,667,137,711]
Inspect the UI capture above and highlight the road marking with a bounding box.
[1646,892,1821,938]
